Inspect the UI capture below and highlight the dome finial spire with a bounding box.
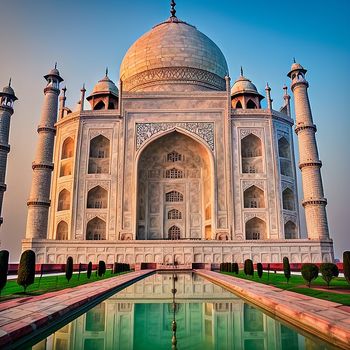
[8,77,11,87]
[293,57,296,63]
[170,0,177,18]
[240,66,244,77]
[105,67,109,77]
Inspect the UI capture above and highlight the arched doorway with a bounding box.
[136,131,212,240]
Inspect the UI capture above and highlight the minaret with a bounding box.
[0,80,18,226]
[26,66,63,239]
[288,61,329,240]
[265,82,272,110]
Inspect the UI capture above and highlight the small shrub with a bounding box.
[283,257,291,283]
[244,259,254,277]
[228,262,232,273]
[301,263,319,288]
[0,250,9,295]
[267,263,270,281]
[87,262,92,279]
[65,256,73,283]
[257,263,263,278]
[98,260,106,277]
[17,250,36,292]
[320,263,339,287]
[233,262,239,274]
[344,251,350,285]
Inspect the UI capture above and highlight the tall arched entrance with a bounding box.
[136,131,213,240]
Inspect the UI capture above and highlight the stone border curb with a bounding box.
[195,270,350,350]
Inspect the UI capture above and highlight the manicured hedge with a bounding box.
[98,261,106,277]
[344,251,350,285]
[244,259,254,277]
[320,263,339,287]
[301,263,319,288]
[257,262,263,278]
[283,257,291,283]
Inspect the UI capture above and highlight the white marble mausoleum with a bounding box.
[21,4,334,264]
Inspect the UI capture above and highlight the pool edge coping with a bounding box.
[195,269,350,350]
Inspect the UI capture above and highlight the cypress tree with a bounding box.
[17,250,36,292]
[344,251,350,285]
[65,256,73,282]
[0,250,9,295]
[87,262,92,279]
[283,257,291,283]
[98,260,106,277]
[244,259,254,277]
[257,263,263,278]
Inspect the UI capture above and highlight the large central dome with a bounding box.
[120,18,229,92]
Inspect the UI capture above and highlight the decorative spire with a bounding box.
[62,86,67,97]
[293,57,296,63]
[54,62,57,69]
[240,66,244,77]
[8,78,11,87]
[170,0,176,18]
[105,67,109,77]
[265,82,271,90]
[283,84,288,96]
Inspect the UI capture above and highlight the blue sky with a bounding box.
[0,0,349,260]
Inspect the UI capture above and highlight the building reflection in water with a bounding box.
[32,273,331,350]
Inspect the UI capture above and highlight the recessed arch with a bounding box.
[235,100,242,109]
[244,185,265,208]
[57,189,70,211]
[278,137,291,159]
[88,135,110,174]
[86,217,106,240]
[60,162,72,177]
[247,99,257,109]
[168,209,182,220]
[165,190,183,202]
[245,217,266,240]
[56,221,68,240]
[241,134,263,173]
[136,129,214,240]
[282,188,295,211]
[168,225,181,240]
[285,220,297,239]
[61,137,74,160]
[94,100,105,110]
[87,186,108,208]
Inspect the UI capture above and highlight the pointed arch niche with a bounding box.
[136,130,213,240]
[278,137,292,177]
[60,137,74,178]
[87,186,108,209]
[57,189,70,211]
[241,134,263,173]
[56,221,68,240]
[244,185,265,208]
[285,220,297,239]
[282,188,295,211]
[86,217,106,240]
[245,217,266,240]
[88,135,110,174]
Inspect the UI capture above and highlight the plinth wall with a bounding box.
[21,239,334,264]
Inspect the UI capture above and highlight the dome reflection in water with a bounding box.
[31,273,334,350]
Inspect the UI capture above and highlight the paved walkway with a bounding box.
[196,270,350,350]
[0,270,154,349]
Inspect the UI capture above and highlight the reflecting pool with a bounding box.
[31,273,335,350]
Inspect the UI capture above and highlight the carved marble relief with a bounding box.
[136,122,215,151]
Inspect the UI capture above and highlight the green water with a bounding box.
[32,273,335,350]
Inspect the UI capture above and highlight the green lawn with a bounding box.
[0,270,129,301]
[221,270,350,306]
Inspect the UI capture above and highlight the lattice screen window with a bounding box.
[168,209,182,220]
[167,151,182,162]
[165,168,184,179]
[165,191,183,202]
[168,225,181,240]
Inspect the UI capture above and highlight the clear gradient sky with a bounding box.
[0,0,349,261]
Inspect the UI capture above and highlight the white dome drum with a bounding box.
[120,18,229,92]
